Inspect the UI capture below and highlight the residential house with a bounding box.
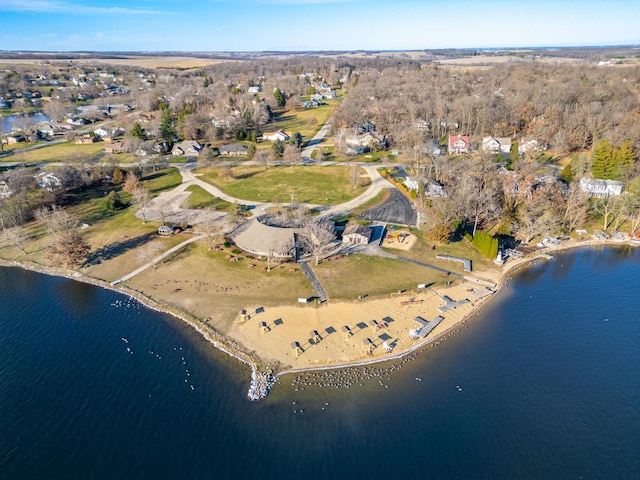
[74,134,97,145]
[302,100,319,108]
[518,137,545,155]
[0,97,10,109]
[482,136,511,155]
[448,135,470,155]
[423,178,444,197]
[247,86,262,94]
[218,144,248,157]
[65,117,91,126]
[404,177,420,192]
[103,141,126,154]
[0,181,13,198]
[579,178,624,197]
[342,225,372,245]
[171,140,202,156]
[35,172,62,190]
[262,130,290,142]
[94,127,124,142]
[4,134,26,145]
[345,133,386,156]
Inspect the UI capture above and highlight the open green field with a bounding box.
[185,185,233,210]
[4,141,105,163]
[196,164,369,205]
[313,254,447,300]
[264,100,338,139]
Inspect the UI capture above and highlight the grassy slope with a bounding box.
[196,164,368,205]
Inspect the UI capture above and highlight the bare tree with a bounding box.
[131,186,151,223]
[303,219,336,265]
[3,225,29,254]
[563,182,590,232]
[196,223,223,250]
[138,242,163,270]
[283,144,301,167]
[592,197,617,230]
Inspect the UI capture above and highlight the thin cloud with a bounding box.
[0,0,174,15]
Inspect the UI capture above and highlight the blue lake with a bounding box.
[1,246,639,479]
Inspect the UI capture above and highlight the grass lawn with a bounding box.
[141,167,182,196]
[313,254,447,300]
[382,228,498,277]
[6,141,105,163]
[195,164,369,205]
[263,100,338,140]
[125,246,315,330]
[184,184,233,210]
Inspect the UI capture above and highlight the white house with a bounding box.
[518,138,544,155]
[342,225,372,245]
[35,172,62,190]
[482,136,511,154]
[262,130,290,142]
[423,178,444,197]
[404,177,420,192]
[247,86,262,94]
[579,178,624,197]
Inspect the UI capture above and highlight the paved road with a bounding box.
[357,188,417,226]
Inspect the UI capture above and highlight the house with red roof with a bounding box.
[448,135,470,155]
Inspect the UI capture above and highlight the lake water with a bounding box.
[0,112,51,134]
[1,246,639,479]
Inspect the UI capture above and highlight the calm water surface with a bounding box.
[1,246,639,479]
[0,112,51,134]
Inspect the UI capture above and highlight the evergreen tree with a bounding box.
[130,122,146,140]
[591,139,615,179]
[615,140,635,181]
[508,140,519,169]
[105,190,123,211]
[247,143,256,159]
[273,88,286,107]
[272,139,285,157]
[159,109,175,141]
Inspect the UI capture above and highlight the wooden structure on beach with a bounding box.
[362,338,375,355]
[259,321,269,334]
[291,341,303,357]
[342,325,353,340]
[310,330,322,344]
[413,315,445,339]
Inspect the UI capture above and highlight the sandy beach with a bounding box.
[226,280,491,371]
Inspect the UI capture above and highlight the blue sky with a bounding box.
[0,0,637,52]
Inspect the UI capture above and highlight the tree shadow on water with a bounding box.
[85,232,155,266]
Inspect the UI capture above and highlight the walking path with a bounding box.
[299,261,328,301]
[110,234,205,285]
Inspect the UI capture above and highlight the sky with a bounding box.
[0,0,638,52]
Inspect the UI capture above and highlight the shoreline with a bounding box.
[0,239,632,399]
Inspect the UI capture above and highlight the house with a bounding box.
[0,181,13,198]
[342,225,372,245]
[74,134,97,145]
[262,130,290,142]
[171,140,202,156]
[218,144,248,157]
[103,141,126,154]
[247,86,262,94]
[0,98,10,109]
[482,136,511,154]
[345,133,386,156]
[302,100,319,108]
[579,178,624,197]
[4,134,26,144]
[158,225,175,236]
[518,137,545,155]
[448,135,470,154]
[35,172,62,190]
[404,177,420,192]
[94,127,124,141]
[423,178,444,197]
[65,117,91,126]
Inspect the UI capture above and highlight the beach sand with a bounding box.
[226,281,489,371]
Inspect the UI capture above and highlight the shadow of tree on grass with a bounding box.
[85,232,155,266]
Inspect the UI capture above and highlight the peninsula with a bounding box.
[1,50,638,399]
